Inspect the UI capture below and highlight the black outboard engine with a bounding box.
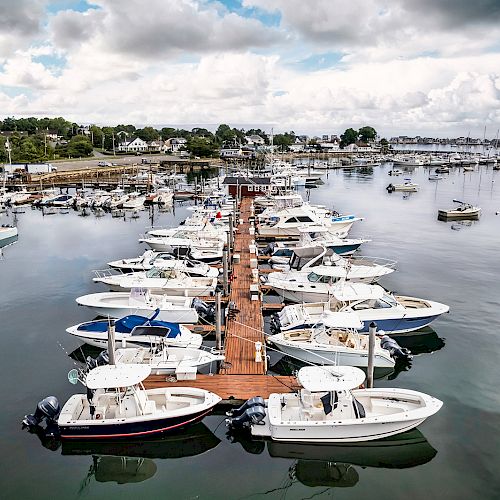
[269,314,281,334]
[386,183,395,192]
[86,350,109,370]
[23,396,61,430]
[260,243,275,256]
[192,298,216,323]
[380,335,413,362]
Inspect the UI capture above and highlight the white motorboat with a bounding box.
[75,288,210,323]
[438,200,481,219]
[140,233,224,256]
[51,194,75,207]
[428,174,443,180]
[267,255,394,302]
[90,190,111,208]
[7,188,32,205]
[268,245,396,278]
[392,156,424,167]
[0,225,18,246]
[108,251,219,277]
[227,366,442,443]
[66,315,203,349]
[386,180,419,192]
[270,283,450,334]
[24,364,221,439]
[104,188,128,209]
[122,192,146,209]
[113,345,224,375]
[268,313,398,368]
[93,267,217,296]
[257,206,362,239]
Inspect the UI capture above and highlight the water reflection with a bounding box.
[229,429,437,490]
[26,422,220,486]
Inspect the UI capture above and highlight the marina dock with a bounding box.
[144,197,299,402]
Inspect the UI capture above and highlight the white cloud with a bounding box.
[0,0,500,137]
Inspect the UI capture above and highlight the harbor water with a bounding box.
[1,163,499,499]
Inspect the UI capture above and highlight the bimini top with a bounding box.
[86,364,151,390]
[319,312,363,330]
[298,366,365,392]
[331,283,385,302]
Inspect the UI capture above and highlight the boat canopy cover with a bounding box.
[292,245,325,258]
[86,364,151,389]
[331,283,384,302]
[319,312,363,329]
[298,366,366,392]
[77,315,181,337]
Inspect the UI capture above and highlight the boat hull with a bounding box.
[268,339,394,368]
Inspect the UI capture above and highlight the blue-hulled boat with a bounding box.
[271,284,449,335]
[66,312,203,349]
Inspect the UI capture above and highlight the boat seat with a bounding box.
[143,400,156,415]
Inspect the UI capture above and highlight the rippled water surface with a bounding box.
[1,163,499,499]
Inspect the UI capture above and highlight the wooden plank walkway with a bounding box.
[220,197,265,375]
[143,197,300,402]
[144,374,300,401]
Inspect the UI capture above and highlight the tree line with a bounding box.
[0,115,382,163]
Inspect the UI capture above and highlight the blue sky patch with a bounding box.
[47,0,100,14]
[215,0,281,27]
[0,86,33,99]
[293,52,345,71]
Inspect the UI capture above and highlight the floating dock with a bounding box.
[144,197,300,402]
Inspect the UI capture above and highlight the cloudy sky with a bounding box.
[1,0,500,137]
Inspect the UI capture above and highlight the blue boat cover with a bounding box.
[78,313,181,338]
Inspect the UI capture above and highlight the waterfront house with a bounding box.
[117,137,148,153]
[164,138,187,153]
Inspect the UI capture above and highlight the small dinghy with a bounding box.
[66,313,203,349]
[438,200,481,220]
[226,366,442,443]
[23,364,221,439]
[428,174,443,181]
[386,179,419,192]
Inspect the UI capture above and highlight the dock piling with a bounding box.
[367,322,376,388]
[216,292,223,351]
[107,319,116,365]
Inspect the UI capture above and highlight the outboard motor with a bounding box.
[226,397,266,418]
[380,335,413,362]
[269,314,281,334]
[23,396,61,430]
[386,183,395,192]
[86,350,109,370]
[192,298,216,323]
[260,243,275,257]
[226,405,266,429]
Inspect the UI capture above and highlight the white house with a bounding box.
[163,137,187,153]
[245,134,266,146]
[117,137,149,153]
[148,140,163,152]
[289,142,306,152]
[319,141,340,151]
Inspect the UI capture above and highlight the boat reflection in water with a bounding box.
[229,429,437,489]
[27,422,220,485]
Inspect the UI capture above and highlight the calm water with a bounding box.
[1,164,500,499]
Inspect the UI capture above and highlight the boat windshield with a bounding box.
[146,268,173,279]
[307,272,321,282]
[382,294,398,307]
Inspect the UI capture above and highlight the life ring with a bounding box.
[96,413,102,420]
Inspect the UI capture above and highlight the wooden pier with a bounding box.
[144,197,299,402]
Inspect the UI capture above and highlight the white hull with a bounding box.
[252,388,442,443]
[0,226,18,242]
[269,338,394,368]
[76,292,199,323]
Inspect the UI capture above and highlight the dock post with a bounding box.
[228,214,234,253]
[107,319,116,365]
[367,322,376,388]
[222,247,229,296]
[215,292,222,351]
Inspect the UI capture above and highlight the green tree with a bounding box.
[273,131,295,151]
[340,128,358,148]
[186,137,218,157]
[215,124,235,144]
[66,135,93,157]
[358,126,377,143]
[161,127,177,139]
[136,126,159,142]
